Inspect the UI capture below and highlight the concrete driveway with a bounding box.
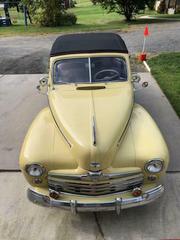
[0,173,180,240]
[0,72,180,239]
[0,74,47,170]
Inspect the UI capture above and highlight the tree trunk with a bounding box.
[124,9,132,21]
[4,5,12,25]
[27,9,32,24]
[174,0,177,12]
[123,3,133,21]
[125,14,132,21]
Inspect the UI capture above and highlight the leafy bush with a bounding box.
[23,0,77,26]
[33,9,77,26]
[95,0,154,21]
[56,12,77,26]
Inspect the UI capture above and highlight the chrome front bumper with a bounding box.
[27,185,164,215]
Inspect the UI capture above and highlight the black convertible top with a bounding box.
[50,33,128,57]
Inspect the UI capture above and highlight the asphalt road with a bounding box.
[0,21,180,74]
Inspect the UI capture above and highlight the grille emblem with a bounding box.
[88,171,102,181]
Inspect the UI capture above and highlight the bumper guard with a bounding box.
[27,185,164,215]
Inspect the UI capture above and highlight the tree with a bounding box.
[22,0,77,26]
[95,0,154,21]
[146,0,156,10]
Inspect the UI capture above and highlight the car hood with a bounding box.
[48,83,133,171]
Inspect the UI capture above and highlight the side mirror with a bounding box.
[132,73,149,91]
[37,76,48,95]
[142,82,148,88]
[39,76,48,86]
[132,74,141,83]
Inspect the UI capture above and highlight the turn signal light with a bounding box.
[34,178,42,184]
[49,191,60,199]
[132,187,142,197]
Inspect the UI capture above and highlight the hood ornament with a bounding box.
[90,162,101,168]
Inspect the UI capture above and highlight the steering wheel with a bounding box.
[94,69,120,81]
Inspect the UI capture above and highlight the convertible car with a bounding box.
[19,33,169,215]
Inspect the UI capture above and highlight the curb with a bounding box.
[139,15,180,21]
[143,61,151,72]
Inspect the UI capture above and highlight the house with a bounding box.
[155,0,180,13]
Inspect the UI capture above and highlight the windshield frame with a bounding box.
[52,54,129,85]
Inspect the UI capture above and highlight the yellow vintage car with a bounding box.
[19,33,169,214]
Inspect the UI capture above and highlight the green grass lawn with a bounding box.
[70,0,124,26]
[148,53,180,117]
[0,0,129,36]
[0,1,179,36]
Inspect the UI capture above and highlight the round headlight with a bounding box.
[145,159,164,173]
[26,164,44,177]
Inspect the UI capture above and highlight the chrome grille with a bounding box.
[48,171,144,196]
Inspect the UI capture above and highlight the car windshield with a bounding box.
[54,57,127,84]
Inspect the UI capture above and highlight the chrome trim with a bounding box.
[70,200,77,215]
[48,174,143,186]
[56,187,133,197]
[104,172,143,180]
[48,170,143,181]
[145,159,164,173]
[27,185,164,214]
[87,170,102,181]
[92,116,96,146]
[25,164,46,177]
[48,172,144,196]
[88,57,92,83]
[115,197,121,215]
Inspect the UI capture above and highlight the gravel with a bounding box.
[0,21,179,74]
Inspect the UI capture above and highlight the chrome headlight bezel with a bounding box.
[25,164,45,177]
[145,159,164,173]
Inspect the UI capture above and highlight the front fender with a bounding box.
[112,104,169,178]
[19,107,77,187]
